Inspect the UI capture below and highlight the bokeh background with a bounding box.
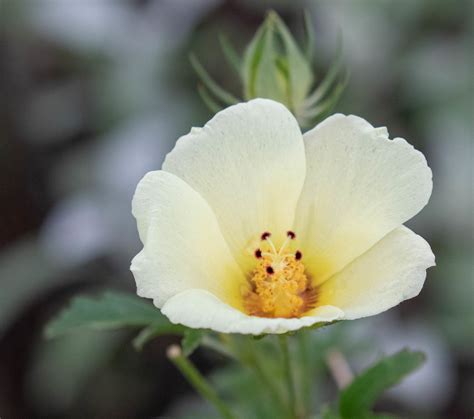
[0,0,472,418]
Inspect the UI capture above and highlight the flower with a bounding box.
[131,99,435,335]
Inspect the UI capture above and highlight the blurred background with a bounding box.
[0,0,472,418]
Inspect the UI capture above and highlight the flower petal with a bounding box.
[318,226,435,320]
[162,99,306,270]
[131,170,245,309]
[296,114,433,282]
[161,288,343,335]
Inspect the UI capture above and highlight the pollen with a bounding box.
[243,231,317,318]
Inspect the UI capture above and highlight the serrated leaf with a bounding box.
[45,291,175,338]
[339,349,426,419]
[182,329,205,357]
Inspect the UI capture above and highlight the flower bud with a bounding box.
[191,11,347,128]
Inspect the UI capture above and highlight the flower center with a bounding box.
[242,231,317,318]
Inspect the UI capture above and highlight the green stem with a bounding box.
[298,330,311,414]
[201,335,238,360]
[246,339,284,404]
[167,345,236,419]
[279,335,297,418]
[230,336,288,413]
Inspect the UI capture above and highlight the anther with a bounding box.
[255,249,262,259]
[266,266,274,275]
[287,231,296,239]
[295,251,302,260]
[261,232,271,240]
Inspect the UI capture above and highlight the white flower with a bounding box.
[131,99,435,335]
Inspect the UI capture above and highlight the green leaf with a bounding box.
[339,349,426,419]
[182,329,205,357]
[189,53,240,106]
[45,291,178,338]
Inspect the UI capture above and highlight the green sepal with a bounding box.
[242,11,313,112]
[301,70,349,128]
[219,33,242,78]
[270,11,314,109]
[189,53,240,106]
[303,10,316,63]
[304,35,345,109]
[242,14,287,104]
[197,83,223,114]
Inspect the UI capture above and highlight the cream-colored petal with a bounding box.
[318,226,435,320]
[131,170,245,309]
[296,114,433,282]
[163,99,306,271]
[161,289,343,335]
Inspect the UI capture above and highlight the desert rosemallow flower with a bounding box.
[130,99,435,335]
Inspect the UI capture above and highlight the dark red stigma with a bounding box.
[261,232,271,240]
[287,231,296,239]
[295,250,302,260]
[255,249,262,259]
[266,266,274,275]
